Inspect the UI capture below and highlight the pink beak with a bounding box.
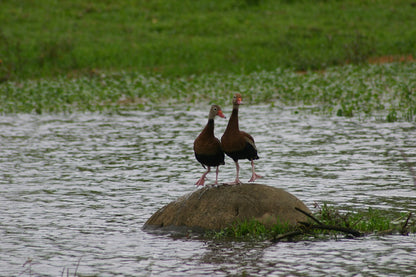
[217,110,226,118]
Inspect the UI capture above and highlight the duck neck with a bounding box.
[226,106,239,133]
[202,118,215,136]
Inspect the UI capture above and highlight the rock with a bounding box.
[144,183,311,231]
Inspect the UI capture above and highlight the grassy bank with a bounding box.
[1,0,416,80]
[1,62,415,121]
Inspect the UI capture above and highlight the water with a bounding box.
[1,106,415,276]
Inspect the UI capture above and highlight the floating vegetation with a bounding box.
[1,63,415,120]
[207,204,416,241]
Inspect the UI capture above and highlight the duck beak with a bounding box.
[236,97,243,105]
[218,110,226,118]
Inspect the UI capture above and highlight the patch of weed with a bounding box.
[207,204,416,241]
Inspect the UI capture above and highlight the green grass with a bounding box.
[207,204,416,241]
[1,0,415,80]
[1,0,415,117]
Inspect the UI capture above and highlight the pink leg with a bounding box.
[195,166,211,186]
[248,160,262,182]
[225,161,241,185]
[214,166,220,185]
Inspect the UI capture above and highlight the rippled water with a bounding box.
[1,106,415,276]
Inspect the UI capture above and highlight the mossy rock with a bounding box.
[144,183,310,231]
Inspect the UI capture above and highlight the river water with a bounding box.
[1,106,415,276]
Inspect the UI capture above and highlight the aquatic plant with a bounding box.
[314,203,415,236]
[1,63,415,121]
[207,204,415,241]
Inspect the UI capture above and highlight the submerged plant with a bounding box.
[206,219,293,241]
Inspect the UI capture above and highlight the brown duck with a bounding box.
[221,93,261,184]
[193,105,226,186]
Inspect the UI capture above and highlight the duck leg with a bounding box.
[195,166,211,186]
[214,166,220,185]
[235,161,241,184]
[224,161,242,185]
[248,160,262,182]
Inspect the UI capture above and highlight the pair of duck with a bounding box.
[193,93,261,186]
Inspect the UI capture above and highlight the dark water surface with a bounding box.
[1,106,415,276]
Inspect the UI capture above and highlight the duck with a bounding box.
[193,105,226,186]
[221,93,262,184]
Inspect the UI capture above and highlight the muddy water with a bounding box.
[1,106,415,276]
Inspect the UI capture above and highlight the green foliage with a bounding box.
[208,204,416,241]
[1,63,415,121]
[386,109,398,122]
[1,1,415,117]
[0,0,415,80]
[316,203,415,235]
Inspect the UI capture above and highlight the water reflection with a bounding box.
[0,106,415,276]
